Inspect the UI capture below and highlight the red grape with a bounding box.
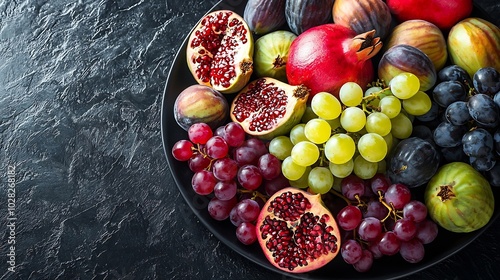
[337,205,362,231]
[205,136,229,159]
[188,123,213,144]
[191,170,216,195]
[172,140,194,161]
[237,165,263,190]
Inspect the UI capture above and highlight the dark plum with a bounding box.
[473,67,500,95]
[445,101,471,126]
[438,64,473,88]
[387,137,440,188]
[467,93,500,128]
[432,81,467,107]
[462,128,494,158]
[432,121,467,148]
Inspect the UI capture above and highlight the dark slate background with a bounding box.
[1,0,499,279]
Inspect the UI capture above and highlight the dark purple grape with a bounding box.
[469,153,496,172]
[440,146,468,163]
[411,125,433,142]
[462,128,494,157]
[432,122,467,148]
[473,67,500,95]
[468,93,500,128]
[494,128,500,155]
[416,101,439,122]
[494,91,500,109]
[485,161,500,187]
[438,65,473,88]
[432,81,467,107]
[445,101,471,126]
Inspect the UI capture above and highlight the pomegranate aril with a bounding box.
[224,122,246,147]
[237,164,263,190]
[205,136,229,159]
[236,222,257,245]
[191,170,217,195]
[214,180,237,201]
[258,153,282,180]
[172,140,194,161]
[212,157,238,181]
[188,123,213,144]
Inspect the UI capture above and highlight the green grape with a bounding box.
[379,95,401,119]
[382,132,394,153]
[291,141,319,166]
[332,175,342,192]
[358,133,388,162]
[377,159,387,174]
[268,136,294,160]
[311,92,342,120]
[282,156,306,180]
[364,86,383,108]
[290,124,308,144]
[324,133,356,164]
[353,155,378,180]
[402,91,432,116]
[391,113,413,139]
[339,82,363,106]
[301,106,318,123]
[304,118,331,144]
[326,117,341,131]
[308,166,334,194]
[289,166,311,189]
[340,106,366,132]
[390,72,420,99]
[366,112,391,136]
[329,159,354,178]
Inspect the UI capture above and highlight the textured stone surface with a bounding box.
[0,0,499,280]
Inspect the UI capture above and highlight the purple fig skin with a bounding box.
[285,0,335,35]
[244,0,287,35]
[174,85,229,131]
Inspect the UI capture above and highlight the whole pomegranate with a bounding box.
[256,187,341,273]
[286,24,382,98]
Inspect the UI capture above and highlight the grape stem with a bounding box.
[329,188,352,206]
[239,189,268,203]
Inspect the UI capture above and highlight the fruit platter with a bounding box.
[161,0,500,279]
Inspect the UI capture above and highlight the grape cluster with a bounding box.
[270,72,433,193]
[415,65,500,186]
[172,122,290,245]
[334,173,438,272]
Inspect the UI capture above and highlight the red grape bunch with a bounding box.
[334,173,439,272]
[171,122,290,245]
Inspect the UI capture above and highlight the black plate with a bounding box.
[161,1,500,279]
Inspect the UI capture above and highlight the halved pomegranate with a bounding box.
[186,10,254,94]
[256,187,341,273]
[230,77,309,140]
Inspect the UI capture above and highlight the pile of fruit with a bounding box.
[169,0,499,275]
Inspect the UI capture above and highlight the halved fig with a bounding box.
[186,10,254,94]
[230,77,309,140]
[256,187,341,273]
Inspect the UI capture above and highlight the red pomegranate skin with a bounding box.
[386,0,473,31]
[286,24,379,98]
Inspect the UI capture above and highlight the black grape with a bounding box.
[445,101,471,126]
[432,122,467,148]
[469,153,496,172]
[467,93,500,128]
[473,67,500,95]
[485,162,500,187]
[462,128,494,158]
[416,101,440,123]
[494,128,500,155]
[433,81,467,108]
[438,65,473,88]
[494,91,500,109]
[440,146,468,163]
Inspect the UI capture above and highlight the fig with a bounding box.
[186,10,254,94]
[386,0,473,31]
[173,85,229,131]
[378,44,437,91]
[384,20,447,71]
[230,77,309,140]
[253,30,297,82]
[244,0,286,35]
[286,24,382,98]
[424,162,494,233]
[332,0,392,39]
[285,0,335,35]
[387,137,440,188]
[256,187,341,273]
[447,17,500,78]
